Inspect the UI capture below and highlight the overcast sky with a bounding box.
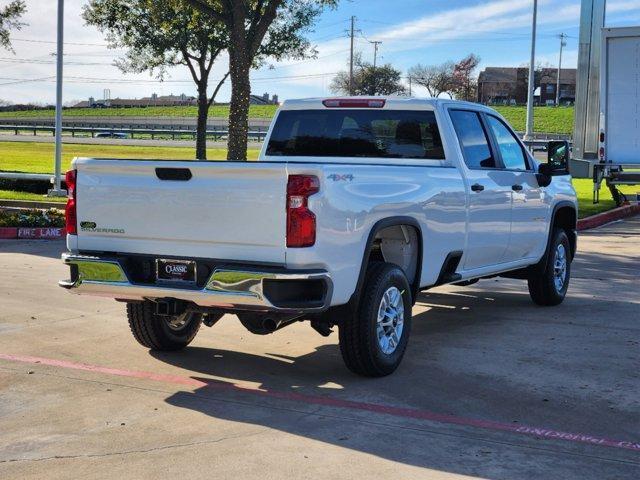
[1,0,639,104]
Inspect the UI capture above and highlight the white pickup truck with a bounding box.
[60,97,578,377]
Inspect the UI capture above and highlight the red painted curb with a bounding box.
[0,227,18,239]
[0,227,66,239]
[577,204,640,231]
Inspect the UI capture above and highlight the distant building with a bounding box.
[477,67,576,106]
[73,93,197,109]
[537,68,576,106]
[249,92,279,105]
[73,91,280,108]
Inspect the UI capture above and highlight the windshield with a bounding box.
[266,109,445,159]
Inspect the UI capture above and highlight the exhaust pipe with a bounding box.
[237,313,300,335]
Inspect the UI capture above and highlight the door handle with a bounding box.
[512,184,523,191]
[471,183,484,192]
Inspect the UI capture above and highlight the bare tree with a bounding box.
[408,62,455,98]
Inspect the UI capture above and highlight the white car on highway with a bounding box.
[59,97,578,376]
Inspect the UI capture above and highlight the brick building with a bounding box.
[477,67,576,105]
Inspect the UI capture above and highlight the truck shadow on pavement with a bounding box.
[150,265,639,478]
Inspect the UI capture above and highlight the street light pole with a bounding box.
[556,33,567,106]
[524,0,538,141]
[349,16,355,96]
[49,0,66,196]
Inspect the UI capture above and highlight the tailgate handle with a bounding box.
[155,168,192,181]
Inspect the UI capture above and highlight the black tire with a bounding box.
[528,228,572,306]
[126,301,202,351]
[339,262,413,377]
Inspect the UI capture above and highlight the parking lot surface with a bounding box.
[0,217,638,479]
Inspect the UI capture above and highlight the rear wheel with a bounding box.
[127,301,202,351]
[339,262,412,377]
[528,228,572,306]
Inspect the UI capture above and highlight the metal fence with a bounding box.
[0,125,268,141]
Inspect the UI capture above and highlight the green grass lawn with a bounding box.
[571,178,635,218]
[0,141,259,174]
[0,105,279,119]
[0,189,66,203]
[493,106,574,135]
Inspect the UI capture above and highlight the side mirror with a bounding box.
[547,140,570,175]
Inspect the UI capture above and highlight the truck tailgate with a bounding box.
[74,158,287,264]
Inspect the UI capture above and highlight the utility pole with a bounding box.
[370,40,382,95]
[49,0,66,196]
[370,40,382,69]
[524,0,538,141]
[556,33,567,106]
[408,76,412,96]
[349,16,356,95]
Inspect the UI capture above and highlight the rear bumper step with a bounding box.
[59,253,332,313]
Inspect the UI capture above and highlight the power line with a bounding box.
[0,57,115,66]
[0,76,55,86]
[0,72,338,87]
[11,37,110,47]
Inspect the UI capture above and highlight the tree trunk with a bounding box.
[227,52,251,161]
[196,83,209,160]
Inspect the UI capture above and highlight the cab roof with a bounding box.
[279,96,484,111]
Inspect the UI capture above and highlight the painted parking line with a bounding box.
[1,352,638,454]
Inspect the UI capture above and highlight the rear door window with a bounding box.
[449,110,496,169]
[266,109,444,159]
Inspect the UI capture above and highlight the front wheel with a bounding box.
[127,301,202,351]
[528,228,572,306]
[339,262,413,377]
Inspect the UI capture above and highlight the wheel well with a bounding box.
[370,224,420,288]
[553,206,577,258]
[343,218,423,310]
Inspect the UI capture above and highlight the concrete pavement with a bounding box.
[0,217,638,479]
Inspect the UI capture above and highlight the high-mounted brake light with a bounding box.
[286,175,319,248]
[65,169,77,235]
[322,98,386,108]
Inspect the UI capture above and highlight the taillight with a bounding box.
[322,98,385,108]
[65,169,77,235]
[599,146,605,162]
[286,175,319,248]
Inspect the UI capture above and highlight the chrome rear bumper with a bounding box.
[59,253,332,312]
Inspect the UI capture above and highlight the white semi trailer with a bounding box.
[594,27,640,204]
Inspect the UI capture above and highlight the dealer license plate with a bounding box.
[156,259,197,284]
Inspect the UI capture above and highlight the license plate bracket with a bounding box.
[156,259,197,284]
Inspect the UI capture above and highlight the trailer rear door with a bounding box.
[604,31,640,164]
